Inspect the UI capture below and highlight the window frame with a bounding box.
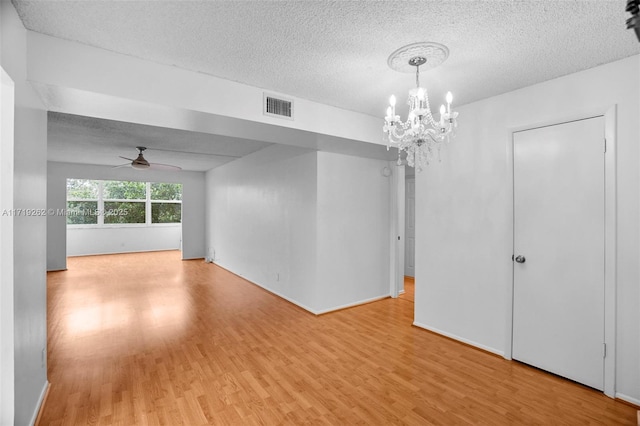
[149,182,183,224]
[66,179,100,226]
[66,179,182,228]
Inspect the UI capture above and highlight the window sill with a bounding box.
[67,223,181,230]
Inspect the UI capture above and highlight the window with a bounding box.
[66,179,182,226]
[103,180,146,224]
[66,179,99,225]
[150,183,182,224]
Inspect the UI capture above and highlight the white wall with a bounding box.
[1,3,49,424]
[67,226,181,257]
[47,162,206,270]
[0,67,16,426]
[206,144,319,311]
[316,151,391,313]
[206,145,392,314]
[26,32,382,147]
[414,55,640,403]
[47,163,66,270]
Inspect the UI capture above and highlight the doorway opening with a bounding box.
[400,170,416,306]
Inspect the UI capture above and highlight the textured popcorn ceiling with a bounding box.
[11,1,640,171]
[13,0,639,117]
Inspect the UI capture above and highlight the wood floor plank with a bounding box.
[39,251,637,425]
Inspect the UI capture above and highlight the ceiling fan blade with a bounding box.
[119,156,135,161]
[149,162,182,172]
[112,163,131,169]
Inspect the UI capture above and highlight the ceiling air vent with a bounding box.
[264,93,294,120]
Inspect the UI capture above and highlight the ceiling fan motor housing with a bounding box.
[132,153,150,169]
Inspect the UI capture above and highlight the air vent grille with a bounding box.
[264,94,294,120]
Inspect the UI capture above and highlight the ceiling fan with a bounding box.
[114,146,182,171]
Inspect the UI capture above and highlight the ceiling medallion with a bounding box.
[383,42,458,171]
[387,42,449,73]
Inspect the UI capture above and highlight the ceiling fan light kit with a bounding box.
[383,42,459,171]
[131,147,151,169]
[115,146,182,171]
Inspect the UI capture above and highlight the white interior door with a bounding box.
[404,178,415,277]
[512,117,605,391]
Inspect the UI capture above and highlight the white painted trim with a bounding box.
[314,295,390,315]
[615,393,640,408]
[505,105,618,397]
[28,381,49,426]
[0,66,15,426]
[211,261,319,314]
[396,165,405,296]
[508,105,615,135]
[413,321,505,357]
[603,106,617,398]
[212,262,390,316]
[504,124,515,361]
[67,223,182,230]
[388,161,405,298]
[388,162,398,298]
[67,247,180,257]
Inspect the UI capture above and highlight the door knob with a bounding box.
[515,255,526,263]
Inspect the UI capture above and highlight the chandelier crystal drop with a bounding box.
[383,45,459,171]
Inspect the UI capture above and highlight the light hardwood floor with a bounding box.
[41,251,636,425]
[399,277,415,303]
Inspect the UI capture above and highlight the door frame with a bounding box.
[389,162,405,298]
[0,66,16,426]
[504,105,617,398]
[404,177,416,278]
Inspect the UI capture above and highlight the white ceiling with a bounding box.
[47,112,273,172]
[12,0,640,171]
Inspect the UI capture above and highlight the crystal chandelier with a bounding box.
[383,43,459,171]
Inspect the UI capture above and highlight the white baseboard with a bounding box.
[67,247,181,257]
[29,380,49,426]
[314,294,390,315]
[615,392,640,407]
[413,321,505,357]
[211,262,389,316]
[212,262,319,314]
[255,283,320,315]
